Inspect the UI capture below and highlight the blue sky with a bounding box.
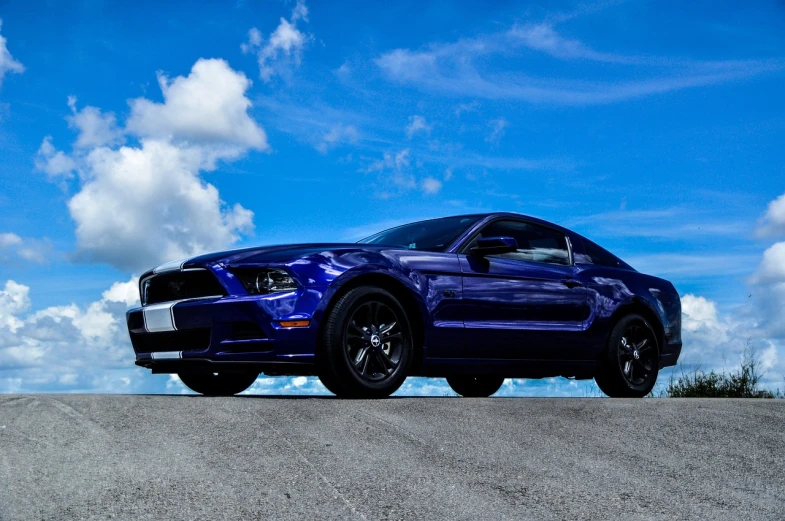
[1,0,784,395]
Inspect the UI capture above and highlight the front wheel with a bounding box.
[178,371,259,396]
[594,314,659,398]
[446,376,505,397]
[318,286,413,398]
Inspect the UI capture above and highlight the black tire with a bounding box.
[594,314,659,398]
[178,371,259,396]
[446,376,505,397]
[317,286,413,398]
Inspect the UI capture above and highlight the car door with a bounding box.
[458,219,590,360]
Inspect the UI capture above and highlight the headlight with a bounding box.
[233,268,298,295]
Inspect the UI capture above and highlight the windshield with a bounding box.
[358,215,483,252]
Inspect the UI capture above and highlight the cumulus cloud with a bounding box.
[242,1,312,82]
[405,115,432,139]
[676,293,780,387]
[126,59,267,154]
[67,96,124,148]
[34,137,76,180]
[0,20,24,87]
[757,192,785,237]
[67,139,255,271]
[0,233,52,264]
[37,58,264,273]
[750,241,785,339]
[0,280,29,331]
[0,278,161,393]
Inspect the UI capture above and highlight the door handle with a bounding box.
[561,278,582,288]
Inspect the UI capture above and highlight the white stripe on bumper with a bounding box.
[143,301,181,332]
[151,351,182,360]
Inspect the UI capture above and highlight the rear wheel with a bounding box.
[446,376,505,397]
[178,371,259,396]
[318,286,413,398]
[594,314,659,398]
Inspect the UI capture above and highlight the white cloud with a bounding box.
[366,149,447,197]
[405,115,432,139]
[34,136,77,179]
[242,1,312,82]
[0,278,154,393]
[290,0,309,22]
[375,27,780,105]
[485,118,508,145]
[0,20,24,87]
[38,58,264,273]
[508,23,634,63]
[676,293,781,386]
[66,96,124,148]
[126,59,268,154]
[67,139,255,271]
[757,192,785,237]
[0,280,30,332]
[316,123,359,153]
[0,233,52,264]
[421,177,442,195]
[0,233,21,248]
[750,241,785,339]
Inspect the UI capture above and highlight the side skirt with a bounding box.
[415,357,600,380]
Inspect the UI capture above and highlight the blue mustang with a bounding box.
[127,213,682,398]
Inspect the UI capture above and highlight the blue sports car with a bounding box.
[127,213,682,398]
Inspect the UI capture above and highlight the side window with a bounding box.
[475,220,571,266]
[579,239,620,268]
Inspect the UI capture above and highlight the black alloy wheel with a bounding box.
[345,301,405,382]
[446,376,505,397]
[318,286,413,398]
[595,314,659,398]
[178,371,259,396]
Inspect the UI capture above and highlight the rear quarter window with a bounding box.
[577,239,622,268]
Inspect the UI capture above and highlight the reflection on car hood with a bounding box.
[181,243,391,268]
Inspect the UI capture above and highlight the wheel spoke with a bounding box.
[620,337,632,352]
[348,323,366,337]
[380,321,397,335]
[360,350,371,375]
[376,349,398,373]
[623,360,632,376]
[353,346,371,368]
[383,333,403,341]
[634,359,649,372]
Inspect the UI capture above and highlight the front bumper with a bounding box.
[127,288,327,373]
[659,340,682,369]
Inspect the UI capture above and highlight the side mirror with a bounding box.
[470,236,518,256]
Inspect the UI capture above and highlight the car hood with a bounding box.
[179,243,390,269]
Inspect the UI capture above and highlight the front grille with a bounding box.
[130,328,211,353]
[143,269,226,305]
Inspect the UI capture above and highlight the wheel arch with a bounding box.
[318,272,428,372]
